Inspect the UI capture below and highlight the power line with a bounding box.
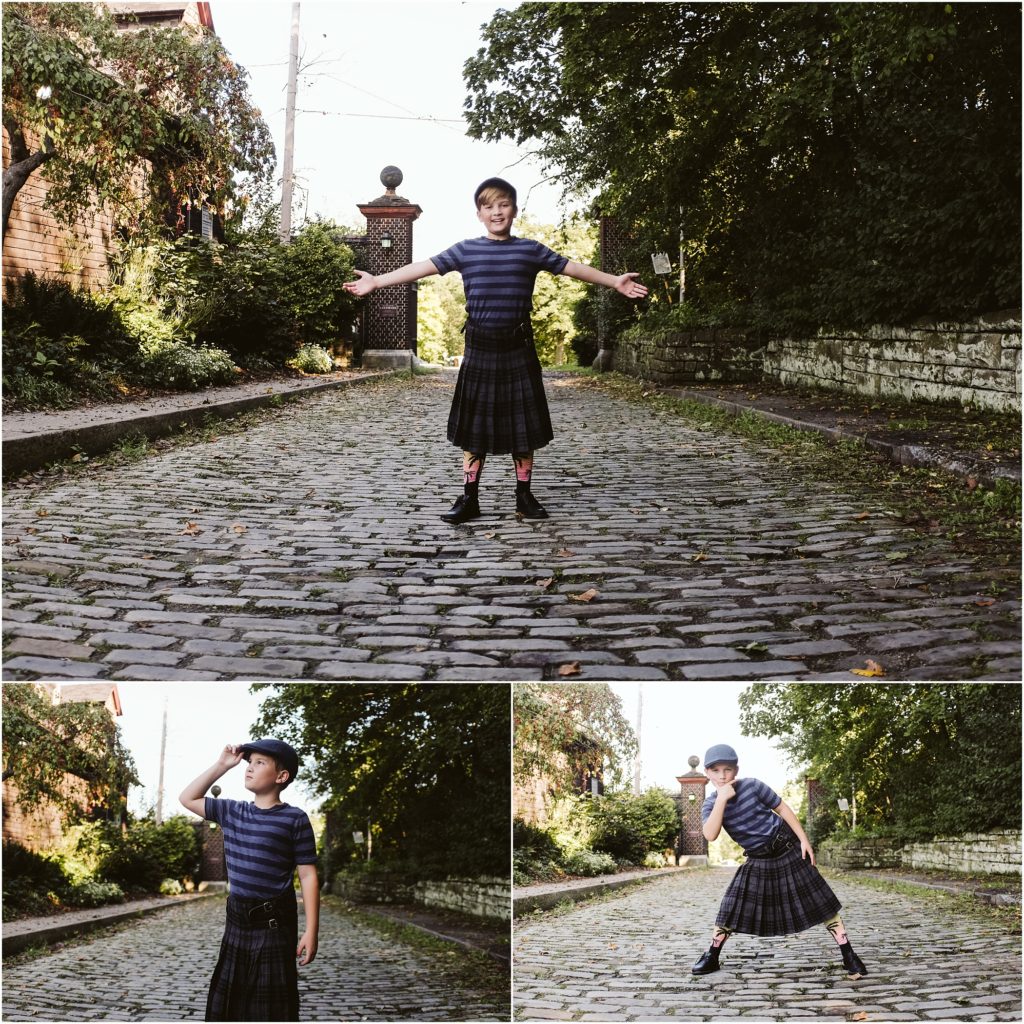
[295,107,466,124]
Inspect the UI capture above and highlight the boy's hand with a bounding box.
[296,930,317,966]
[216,745,244,770]
[343,270,377,297]
[715,782,736,802]
[614,272,649,299]
[800,839,816,866]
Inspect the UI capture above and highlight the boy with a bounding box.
[694,743,868,980]
[180,739,319,1021]
[343,176,648,523]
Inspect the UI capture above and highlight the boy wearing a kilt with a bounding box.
[344,177,648,523]
[693,744,869,980]
[180,740,319,1021]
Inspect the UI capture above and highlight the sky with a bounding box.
[607,683,802,801]
[211,0,581,260]
[114,682,320,819]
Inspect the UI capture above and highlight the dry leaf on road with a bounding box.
[558,662,582,677]
[850,659,885,677]
[180,522,203,536]
[569,589,599,603]
[536,577,554,590]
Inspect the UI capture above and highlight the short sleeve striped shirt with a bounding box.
[205,797,317,899]
[701,778,783,853]
[429,236,569,328]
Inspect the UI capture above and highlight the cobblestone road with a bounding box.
[3,374,1019,680]
[513,869,1022,1021]
[1,895,509,1021]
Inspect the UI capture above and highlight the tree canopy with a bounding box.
[738,683,1021,840]
[2,2,274,239]
[514,682,637,795]
[464,3,1021,329]
[251,684,509,880]
[1,684,138,821]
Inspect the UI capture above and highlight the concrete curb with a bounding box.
[663,387,1021,488]
[2,891,218,958]
[354,904,510,966]
[2,371,398,478]
[513,867,693,917]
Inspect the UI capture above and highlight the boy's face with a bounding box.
[477,193,517,239]
[706,762,738,788]
[244,752,289,794]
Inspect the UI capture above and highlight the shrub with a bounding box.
[288,344,334,375]
[562,850,617,876]
[589,788,680,864]
[1,840,123,918]
[139,340,239,390]
[159,878,183,896]
[512,817,563,885]
[94,815,199,892]
[66,879,125,907]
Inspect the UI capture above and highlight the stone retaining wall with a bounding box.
[819,830,1020,875]
[613,312,1021,413]
[330,873,510,921]
[765,312,1021,413]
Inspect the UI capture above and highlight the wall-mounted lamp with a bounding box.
[687,793,697,802]
[380,231,393,249]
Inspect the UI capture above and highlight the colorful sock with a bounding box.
[824,914,848,945]
[463,452,485,497]
[711,925,733,948]
[513,452,533,494]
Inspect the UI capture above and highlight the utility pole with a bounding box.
[155,698,168,825]
[279,3,300,244]
[679,205,686,304]
[633,684,643,795]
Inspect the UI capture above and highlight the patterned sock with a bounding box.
[464,452,485,497]
[824,914,848,945]
[711,925,733,949]
[513,452,533,494]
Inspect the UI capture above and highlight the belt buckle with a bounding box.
[268,918,278,929]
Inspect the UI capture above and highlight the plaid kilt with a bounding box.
[716,828,842,936]
[206,894,299,1022]
[447,320,553,455]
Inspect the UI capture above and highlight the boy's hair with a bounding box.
[268,757,292,789]
[474,176,517,209]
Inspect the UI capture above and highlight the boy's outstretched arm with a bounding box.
[775,800,816,865]
[179,744,243,817]
[343,259,439,297]
[562,261,649,300]
[295,863,320,966]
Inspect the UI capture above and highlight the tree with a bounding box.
[1,685,138,822]
[251,684,509,880]
[464,3,1021,328]
[2,3,274,240]
[416,273,466,364]
[738,683,1021,840]
[514,683,637,795]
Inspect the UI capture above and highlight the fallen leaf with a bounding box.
[850,1014,868,1021]
[966,476,979,491]
[180,521,203,536]
[850,659,885,678]
[142,554,154,560]
[24,527,38,535]
[558,662,582,677]
[854,511,871,520]
[691,550,708,562]
[536,577,554,590]
[556,548,575,557]
[570,588,599,603]
[974,598,996,607]
[231,523,248,535]
[35,508,50,518]
[484,532,496,540]
[304,488,316,498]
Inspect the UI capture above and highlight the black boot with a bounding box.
[440,493,481,524]
[839,941,868,979]
[515,483,548,519]
[691,945,722,975]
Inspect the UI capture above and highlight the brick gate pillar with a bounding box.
[593,211,633,371]
[676,755,709,865]
[357,165,422,370]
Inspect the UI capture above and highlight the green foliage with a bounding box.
[288,345,334,375]
[87,815,199,892]
[416,274,466,364]
[252,685,509,883]
[1,684,138,821]
[2,2,274,240]
[139,340,238,390]
[562,849,617,876]
[588,788,680,864]
[514,683,637,797]
[465,3,1021,330]
[739,684,1022,842]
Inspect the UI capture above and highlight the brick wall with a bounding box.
[818,830,1021,875]
[765,312,1021,413]
[2,127,118,293]
[614,327,766,386]
[2,777,74,852]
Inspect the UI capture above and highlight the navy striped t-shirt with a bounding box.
[701,777,783,853]
[429,236,569,327]
[205,797,317,898]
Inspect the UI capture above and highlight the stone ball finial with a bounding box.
[380,165,403,191]
[688,755,700,770]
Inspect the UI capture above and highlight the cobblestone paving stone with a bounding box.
[513,869,1022,1021]
[2,375,1019,681]
[1,895,509,1021]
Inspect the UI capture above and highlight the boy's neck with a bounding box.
[252,790,285,809]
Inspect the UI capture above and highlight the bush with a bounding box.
[589,788,680,864]
[139,340,239,390]
[1,840,123,919]
[159,878,183,896]
[65,879,125,908]
[93,816,199,892]
[562,850,617,876]
[513,817,563,885]
[288,344,334,375]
